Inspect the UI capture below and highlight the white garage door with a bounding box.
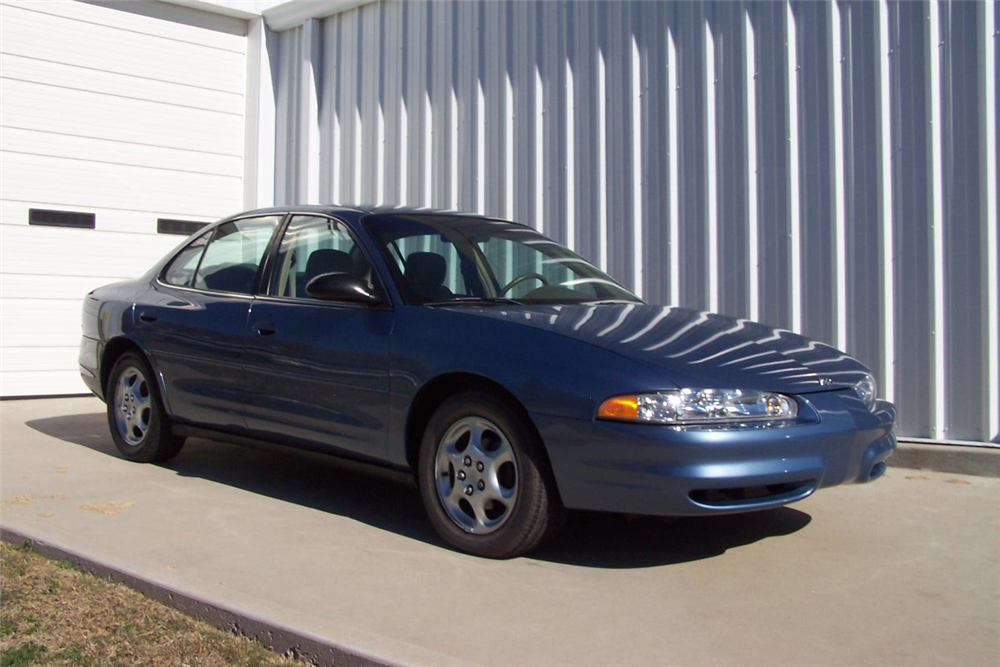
[0,0,248,396]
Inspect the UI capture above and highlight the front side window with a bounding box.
[365,214,640,305]
[269,215,377,300]
[162,216,280,295]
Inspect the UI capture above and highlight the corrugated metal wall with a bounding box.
[266,0,998,444]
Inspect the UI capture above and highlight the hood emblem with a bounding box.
[818,377,833,387]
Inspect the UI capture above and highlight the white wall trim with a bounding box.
[161,0,375,31]
[159,0,286,20]
[264,0,373,32]
[243,16,275,209]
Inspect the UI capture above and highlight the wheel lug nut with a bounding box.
[477,480,485,491]
[465,485,474,496]
[464,456,472,467]
[457,470,466,480]
[476,462,484,472]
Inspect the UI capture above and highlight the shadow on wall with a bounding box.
[27,411,811,569]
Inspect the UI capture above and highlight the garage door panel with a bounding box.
[1,80,243,156]
[0,53,243,115]
[1,347,89,400]
[1,299,86,348]
[0,0,247,397]
[1,224,187,278]
[2,153,243,217]
[3,275,120,301]
[1,127,242,179]
[0,370,89,397]
[3,0,246,46]
[2,274,134,301]
[1,347,81,373]
[1,4,245,92]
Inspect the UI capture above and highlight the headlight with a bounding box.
[855,374,878,412]
[597,389,798,424]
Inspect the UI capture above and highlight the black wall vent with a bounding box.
[157,218,210,236]
[28,209,96,229]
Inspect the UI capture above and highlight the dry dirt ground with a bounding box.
[0,541,311,667]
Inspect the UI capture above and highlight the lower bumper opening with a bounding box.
[689,480,815,508]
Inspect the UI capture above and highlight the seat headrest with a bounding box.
[405,252,447,288]
[305,249,352,278]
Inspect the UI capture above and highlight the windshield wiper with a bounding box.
[581,298,644,305]
[424,296,523,306]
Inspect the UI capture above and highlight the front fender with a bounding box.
[385,306,672,467]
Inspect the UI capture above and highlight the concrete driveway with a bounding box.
[2,397,998,666]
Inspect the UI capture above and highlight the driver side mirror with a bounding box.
[305,272,385,306]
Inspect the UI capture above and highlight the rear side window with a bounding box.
[161,216,281,294]
[162,234,209,287]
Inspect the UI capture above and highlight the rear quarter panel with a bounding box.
[79,280,147,400]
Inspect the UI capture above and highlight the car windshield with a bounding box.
[364,214,642,306]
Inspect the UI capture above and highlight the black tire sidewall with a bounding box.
[418,391,555,558]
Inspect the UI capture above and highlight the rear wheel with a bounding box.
[418,392,563,558]
[106,352,184,463]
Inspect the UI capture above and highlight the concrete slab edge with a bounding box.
[0,527,401,667]
[888,441,1000,478]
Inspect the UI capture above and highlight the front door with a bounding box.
[242,214,392,460]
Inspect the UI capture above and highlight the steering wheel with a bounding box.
[500,273,548,296]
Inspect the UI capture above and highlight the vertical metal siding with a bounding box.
[267,0,999,444]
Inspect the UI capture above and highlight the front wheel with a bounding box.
[106,352,184,463]
[418,392,564,558]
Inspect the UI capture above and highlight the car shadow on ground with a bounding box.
[531,508,811,568]
[28,412,812,569]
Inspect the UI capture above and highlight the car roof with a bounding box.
[219,205,539,237]
[225,204,501,221]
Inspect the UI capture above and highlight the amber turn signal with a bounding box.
[597,395,639,420]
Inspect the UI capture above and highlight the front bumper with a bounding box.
[534,390,896,516]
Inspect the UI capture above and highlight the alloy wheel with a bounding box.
[113,365,152,446]
[434,416,519,534]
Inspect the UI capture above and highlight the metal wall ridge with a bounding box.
[265,0,999,444]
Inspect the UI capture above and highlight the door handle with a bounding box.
[254,323,277,337]
[138,311,158,323]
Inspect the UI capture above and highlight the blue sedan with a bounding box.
[80,206,896,558]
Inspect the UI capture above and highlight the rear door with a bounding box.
[243,214,393,460]
[137,215,281,429]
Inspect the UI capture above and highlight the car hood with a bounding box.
[458,303,872,394]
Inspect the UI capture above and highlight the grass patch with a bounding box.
[1,618,19,637]
[2,641,47,667]
[0,542,312,666]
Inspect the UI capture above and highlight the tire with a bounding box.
[418,391,564,558]
[106,351,184,463]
